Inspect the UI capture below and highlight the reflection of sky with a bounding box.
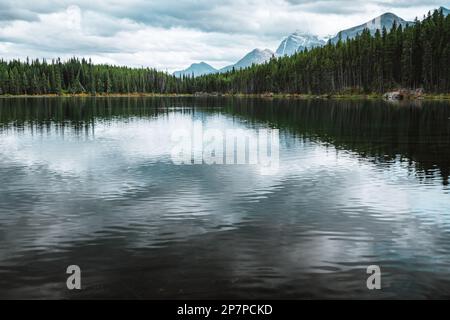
[1,110,450,282]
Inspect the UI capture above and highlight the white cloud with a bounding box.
[0,5,279,71]
[0,1,447,72]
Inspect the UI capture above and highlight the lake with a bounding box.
[1,97,450,299]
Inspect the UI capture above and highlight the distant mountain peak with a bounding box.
[173,62,217,78]
[235,48,274,65]
[248,48,274,56]
[381,12,407,22]
[330,12,413,44]
[219,48,274,73]
[276,32,325,56]
[380,12,398,18]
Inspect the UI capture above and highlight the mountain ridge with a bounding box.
[330,12,413,43]
[174,7,447,77]
[173,62,217,78]
[219,48,274,73]
[276,32,326,56]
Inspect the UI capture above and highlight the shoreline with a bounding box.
[0,93,450,101]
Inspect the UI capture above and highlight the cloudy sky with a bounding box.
[0,0,448,72]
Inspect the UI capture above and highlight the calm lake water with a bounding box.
[1,97,450,299]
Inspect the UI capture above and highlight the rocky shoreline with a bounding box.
[383,88,425,101]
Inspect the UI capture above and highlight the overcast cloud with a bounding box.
[0,0,448,71]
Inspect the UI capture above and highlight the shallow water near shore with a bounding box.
[1,97,450,299]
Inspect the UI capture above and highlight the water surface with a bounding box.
[1,97,450,299]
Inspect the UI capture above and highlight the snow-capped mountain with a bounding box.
[174,8,447,78]
[174,49,274,77]
[220,49,274,73]
[173,62,217,77]
[330,12,413,44]
[276,32,326,56]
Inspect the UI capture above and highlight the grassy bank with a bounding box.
[1,92,450,100]
[0,93,193,98]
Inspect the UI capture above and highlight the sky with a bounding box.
[0,0,448,72]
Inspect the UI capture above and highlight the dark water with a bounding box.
[1,97,450,299]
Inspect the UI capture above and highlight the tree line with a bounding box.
[0,58,183,95]
[191,9,450,94]
[0,9,449,96]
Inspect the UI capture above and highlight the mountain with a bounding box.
[173,62,217,77]
[174,49,274,77]
[220,48,274,73]
[175,9,445,77]
[276,32,326,56]
[330,12,413,44]
[440,6,450,16]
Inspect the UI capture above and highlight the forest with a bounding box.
[0,8,449,96]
